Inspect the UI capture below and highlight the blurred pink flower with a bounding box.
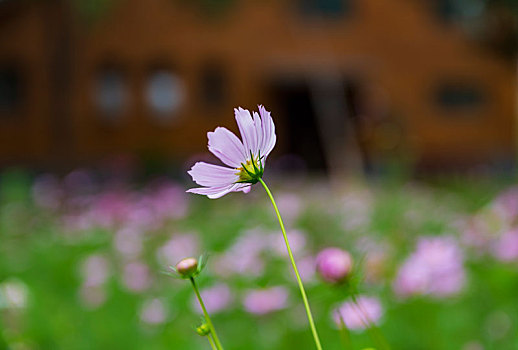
[140,298,168,325]
[187,105,276,199]
[90,191,130,228]
[114,227,143,260]
[64,169,96,196]
[59,177,189,235]
[62,213,93,232]
[122,262,151,292]
[316,247,353,283]
[492,229,518,262]
[191,283,232,314]
[460,219,493,255]
[364,251,389,284]
[270,229,306,257]
[125,198,157,231]
[32,174,62,210]
[149,181,189,220]
[156,233,199,267]
[212,229,266,277]
[332,296,383,331]
[393,236,465,298]
[356,237,392,284]
[493,186,518,222]
[0,279,29,309]
[338,189,373,230]
[79,285,106,309]
[243,286,289,315]
[461,197,513,255]
[275,192,303,225]
[296,255,316,283]
[80,255,110,287]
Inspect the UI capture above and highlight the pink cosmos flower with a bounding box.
[493,186,518,222]
[79,285,106,309]
[492,229,518,262]
[270,229,307,257]
[114,227,143,259]
[212,228,266,277]
[243,286,289,315]
[332,295,383,331]
[296,255,317,283]
[393,236,465,298]
[156,233,199,267]
[122,261,151,292]
[80,254,110,288]
[316,247,353,283]
[140,298,168,325]
[191,283,232,314]
[32,174,62,210]
[187,106,276,199]
[275,192,303,225]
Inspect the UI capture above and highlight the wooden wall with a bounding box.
[0,0,515,169]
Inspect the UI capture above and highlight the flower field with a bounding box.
[0,169,517,350]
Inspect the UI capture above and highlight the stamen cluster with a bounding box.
[236,151,264,184]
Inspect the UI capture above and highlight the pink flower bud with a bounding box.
[316,248,353,283]
[175,257,198,278]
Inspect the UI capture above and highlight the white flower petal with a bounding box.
[258,105,276,157]
[187,162,238,187]
[235,107,258,157]
[208,127,246,168]
[253,111,263,156]
[187,183,246,199]
[239,184,252,193]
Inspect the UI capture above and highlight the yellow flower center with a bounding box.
[236,155,263,183]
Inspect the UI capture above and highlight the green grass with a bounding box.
[0,171,517,350]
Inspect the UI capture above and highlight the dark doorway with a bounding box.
[271,81,328,173]
[0,65,24,116]
[270,75,371,177]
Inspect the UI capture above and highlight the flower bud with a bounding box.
[316,247,353,283]
[175,257,198,278]
[196,323,210,336]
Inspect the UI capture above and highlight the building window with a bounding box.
[435,0,458,21]
[200,63,226,108]
[93,66,128,123]
[434,0,485,22]
[298,0,350,18]
[145,69,184,124]
[435,83,485,110]
[0,66,24,116]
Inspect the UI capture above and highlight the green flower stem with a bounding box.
[337,312,352,350]
[207,334,217,350]
[259,178,323,350]
[350,293,391,350]
[190,277,224,350]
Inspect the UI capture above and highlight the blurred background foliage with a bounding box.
[0,168,517,349]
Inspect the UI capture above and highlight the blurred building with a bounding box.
[0,0,516,173]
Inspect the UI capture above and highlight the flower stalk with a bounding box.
[207,334,218,350]
[336,311,352,350]
[259,178,323,350]
[190,277,224,350]
[350,293,391,350]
